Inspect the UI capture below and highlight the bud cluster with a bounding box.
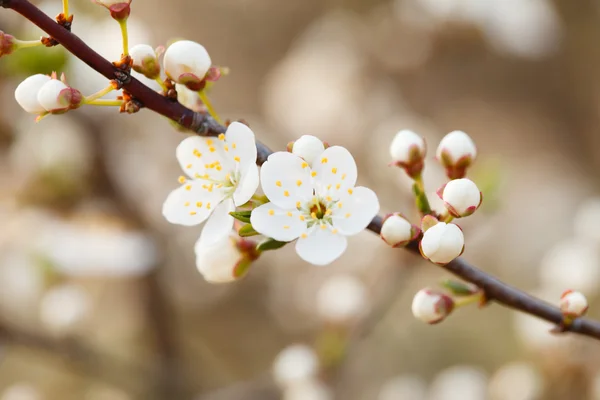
[15,73,82,116]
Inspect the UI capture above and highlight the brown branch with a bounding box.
[3,0,600,340]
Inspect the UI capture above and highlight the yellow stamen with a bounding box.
[337,202,343,208]
[301,233,308,239]
[178,176,186,184]
[311,171,317,177]
[196,202,203,207]
[348,188,353,195]
[296,201,302,208]
[321,157,328,164]
[186,164,193,169]
[190,211,197,215]
[283,225,290,229]
[284,190,290,197]
[336,183,341,190]
[218,133,225,141]
[206,139,214,146]
[185,185,192,191]
[269,209,275,216]
[206,203,211,209]
[299,215,305,221]
[184,202,190,207]
[193,149,202,158]
[320,224,326,230]
[326,196,332,202]
[209,146,216,153]
[311,212,317,219]
[331,167,337,174]
[332,229,338,234]
[287,212,293,217]
[296,180,303,187]
[276,181,282,187]
[234,156,240,162]
[232,143,237,149]
[325,209,332,216]
[301,162,308,168]
[341,173,347,180]
[345,213,351,218]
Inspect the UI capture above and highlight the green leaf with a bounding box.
[238,224,259,237]
[230,210,252,223]
[441,279,478,296]
[256,238,287,252]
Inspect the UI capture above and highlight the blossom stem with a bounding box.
[83,85,115,103]
[198,90,222,124]
[453,292,483,308]
[62,0,69,18]
[85,99,123,107]
[154,77,168,92]
[13,38,43,49]
[412,174,432,215]
[118,19,129,56]
[441,212,454,223]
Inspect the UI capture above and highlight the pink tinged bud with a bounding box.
[411,288,454,324]
[130,44,161,79]
[380,213,420,247]
[389,130,426,178]
[436,130,477,179]
[438,178,482,218]
[0,31,16,57]
[37,79,82,113]
[163,40,212,90]
[291,135,325,166]
[15,74,52,114]
[194,234,257,284]
[419,222,464,265]
[92,0,132,20]
[560,290,588,318]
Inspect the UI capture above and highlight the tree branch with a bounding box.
[3,0,600,340]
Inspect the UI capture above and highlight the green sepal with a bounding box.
[230,210,252,223]
[256,238,287,252]
[441,279,478,296]
[238,224,259,237]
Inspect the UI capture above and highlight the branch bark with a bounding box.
[3,0,600,340]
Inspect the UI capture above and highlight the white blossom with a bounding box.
[380,213,418,247]
[439,178,482,218]
[436,130,477,179]
[411,288,454,324]
[251,146,379,265]
[291,135,325,167]
[130,44,160,79]
[389,130,426,176]
[316,274,368,323]
[194,233,256,283]
[14,74,51,114]
[37,77,82,113]
[560,290,588,318]
[163,40,211,90]
[272,344,319,387]
[162,122,259,247]
[420,222,464,264]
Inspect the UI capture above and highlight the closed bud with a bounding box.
[419,222,464,265]
[560,290,588,318]
[438,178,482,218]
[0,31,16,57]
[164,40,211,90]
[130,44,161,79]
[194,233,259,284]
[411,288,454,324]
[15,74,52,114]
[37,78,82,113]
[436,130,477,179]
[291,135,325,166]
[380,213,420,247]
[389,130,426,178]
[91,0,132,21]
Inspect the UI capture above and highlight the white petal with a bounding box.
[233,162,259,206]
[331,187,379,235]
[295,228,348,266]
[162,182,225,226]
[195,233,241,283]
[15,74,51,114]
[250,203,305,242]
[163,40,211,83]
[261,152,313,209]
[37,79,70,112]
[198,199,235,247]
[226,122,258,173]
[312,146,357,194]
[292,135,325,166]
[175,135,232,180]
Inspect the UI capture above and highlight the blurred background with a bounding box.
[1,0,600,399]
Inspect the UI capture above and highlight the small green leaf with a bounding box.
[230,210,252,223]
[238,224,259,237]
[256,238,287,252]
[441,279,478,296]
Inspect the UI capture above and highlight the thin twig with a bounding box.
[3,0,600,340]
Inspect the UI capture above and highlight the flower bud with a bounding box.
[436,130,477,179]
[420,222,464,265]
[92,0,132,20]
[272,344,319,387]
[15,74,52,114]
[438,178,482,218]
[130,44,161,79]
[290,135,325,166]
[0,31,16,57]
[389,130,426,178]
[560,290,588,318]
[411,288,454,324]
[164,40,211,90]
[380,213,419,247]
[194,233,258,283]
[37,78,82,113]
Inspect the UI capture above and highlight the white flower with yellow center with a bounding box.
[162,122,259,246]
[251,146,379,266]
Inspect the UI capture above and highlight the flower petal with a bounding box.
[250,202,305,242]
[175,135,232,180]
[226,122,257,173]
[261,152,312,209]
[233,162,259,206]
[162,182,226,226]
[198,199,235,247]
[295,228,348,266]
[312,146,357,194]
[331,186,380,235]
